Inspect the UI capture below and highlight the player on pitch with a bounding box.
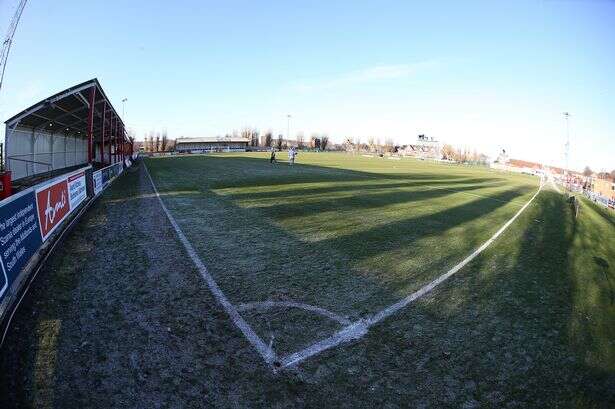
[288,147,297,166]
[270,147,277,164]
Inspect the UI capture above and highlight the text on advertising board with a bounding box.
[0,191,43,302]
[93,170,103,196]
[68,171,87,210]
[36,179,70,242]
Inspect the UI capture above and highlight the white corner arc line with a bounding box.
[237,301,352,325]
[143,163,277,365]
[278,181,544,369]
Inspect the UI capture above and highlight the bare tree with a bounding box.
[276,134,283,150]
[368,137,376,153]
[597,171,610,180]
[354,137,364,152]
[611,169,615,180]
[454,147,464,162]
[296,132,305,149]
[460,147,470,163]
[310,134,321,150]
[441,144,456,160]
[343,137,355,152]
[583,166,593,177]
[147,132,155,152]
[321,135,329,151]
[384,138,395,153]
[161,129,168,152]
[471,149,479,163]
[241,128,259,147]
[264,131,273,147]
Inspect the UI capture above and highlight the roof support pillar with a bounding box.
[118,122,122,163]
[87,86,96,163]
[109,115,113,164]
[114,116,118,164]
[100,101,106,165]
[122,124,127,160]
[114,115,118,164]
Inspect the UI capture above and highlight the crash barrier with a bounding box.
[0,157,136,336]
[583,190,615,210]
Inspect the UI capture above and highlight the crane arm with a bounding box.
[0,0,28,93]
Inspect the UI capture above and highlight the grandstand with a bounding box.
[175,136,249,153]
[3,79,131,185]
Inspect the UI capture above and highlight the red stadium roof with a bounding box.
[4,78,127,148]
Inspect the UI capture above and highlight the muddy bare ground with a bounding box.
[0,160,613,408]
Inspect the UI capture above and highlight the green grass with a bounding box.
[143,152,614,406]
[1,153,613,408]
[145,152,539,352]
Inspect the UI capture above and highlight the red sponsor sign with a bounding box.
[36,178,70,241]
[67,171,84,184]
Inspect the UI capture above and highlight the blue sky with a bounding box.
[0,0,613,171]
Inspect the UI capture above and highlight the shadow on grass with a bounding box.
[0,156,557,407]
[390,189,615,407]
[240,181,510,221]
[146,154,506,192]
[146,154,536,313]
[218,177,503,200]
[316,187,530,262]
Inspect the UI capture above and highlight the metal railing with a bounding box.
[7,156,52,178]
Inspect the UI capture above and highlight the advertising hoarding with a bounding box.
[35,178,70,242]
[93,170,103,196]
[68,171,87,210]
[0,191,43,303]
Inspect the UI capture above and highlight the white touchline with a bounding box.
[144,163,277,366]
[278,179,544,369]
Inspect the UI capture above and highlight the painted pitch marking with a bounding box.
[144,163,277,365]
[145,158,543,371]
[278,179,544,369]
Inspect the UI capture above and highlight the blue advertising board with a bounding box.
[101,163,123,188]
[93,170,103,195]
[0,190,43,304]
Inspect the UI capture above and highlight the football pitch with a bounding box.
[2,152,613,408]
[144,152,541,366]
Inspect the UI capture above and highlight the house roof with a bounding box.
[508,159,542,169]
